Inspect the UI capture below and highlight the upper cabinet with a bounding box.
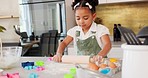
[99,0,148,4]
[99,0,107,4]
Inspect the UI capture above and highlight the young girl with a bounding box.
[53,0,111,62]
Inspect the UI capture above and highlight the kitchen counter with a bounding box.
[111,41,126,47]
[2,57,76,78]
[2,57,121,78]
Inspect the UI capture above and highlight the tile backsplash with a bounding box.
[96,2,148,35]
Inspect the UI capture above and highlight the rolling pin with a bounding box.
[62,55,90,64]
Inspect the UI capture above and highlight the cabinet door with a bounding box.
[107,0,147,3]
[107,0,124,3]
[99,0,107,4]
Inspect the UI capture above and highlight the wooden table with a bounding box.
[21,40,40,56]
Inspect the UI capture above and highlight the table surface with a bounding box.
[2,57,78,78]
[2,57,121,78]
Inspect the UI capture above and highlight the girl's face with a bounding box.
[75,7,96,31]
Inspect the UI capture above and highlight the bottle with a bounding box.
[29,32,35,41]
[117,24,121,41]
[32,32,35,39]
[113,24,118,42]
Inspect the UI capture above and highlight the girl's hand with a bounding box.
[52,53,62,62]
[90,55,103,66]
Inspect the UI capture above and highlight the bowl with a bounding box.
[0,46,22,69]
[0,69,3,75]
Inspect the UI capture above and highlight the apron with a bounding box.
[76,31,102,56]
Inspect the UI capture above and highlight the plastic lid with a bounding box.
[100,68,111,74]
[48,57,53,61]
[64,73,74,78]
[35,61,44,66]
[109,58,118,63]
[70,68,76,75]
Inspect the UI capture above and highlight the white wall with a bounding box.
[65,0,76,30]
[0,0,19,16]
[0,0,19,42]
[0,0,20,43]
[0,19,20,43]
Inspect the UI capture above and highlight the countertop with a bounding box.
[2,57,121,78]
[2,57,76,78]
[111,41,126,47]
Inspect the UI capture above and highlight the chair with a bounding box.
[39,30,58,56]
[48,30,58,56]
[39,33,50,56]
[20,32,28,38]
[117,26,142,45]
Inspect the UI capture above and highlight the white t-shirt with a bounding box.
[67,22,110,54]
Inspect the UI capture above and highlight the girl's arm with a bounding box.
[53,35,73,62]
[98,34,112,57]
[56,35,73,55]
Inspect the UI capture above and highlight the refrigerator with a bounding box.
[19,0,66,37]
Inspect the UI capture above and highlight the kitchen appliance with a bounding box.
[117,26,142,45]
[19,0,66,37]
[119,26,148,78]
[136,26,148,45]
[121,44,148,78]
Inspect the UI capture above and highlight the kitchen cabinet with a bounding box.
[0,0,19,17]
[108,0,147,3]
[99,0,107,4]
[99,0,148,4]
